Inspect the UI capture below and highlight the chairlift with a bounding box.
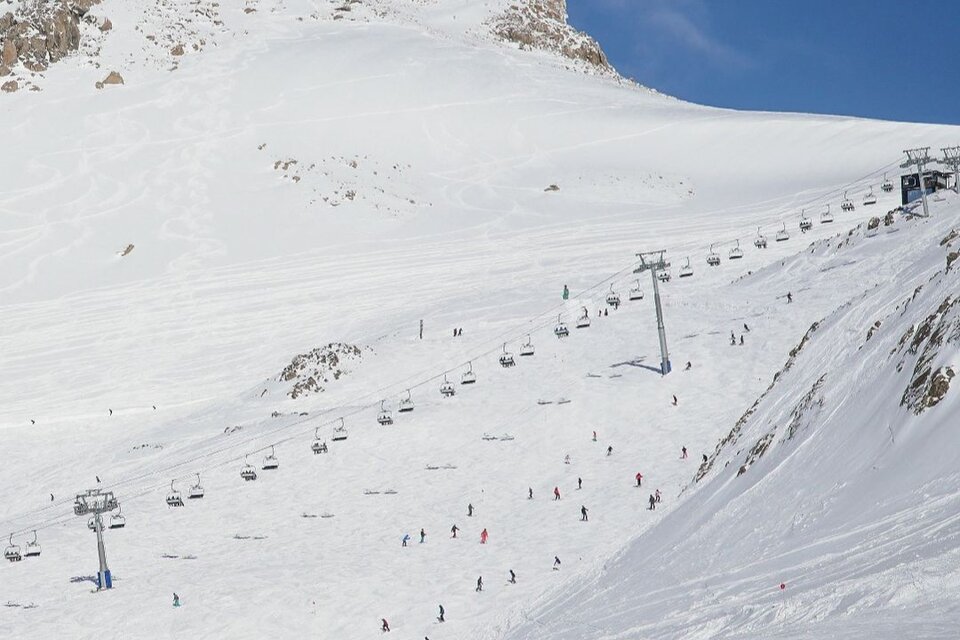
[376,400,393,425]
[820,204,834,224]
[87,516,98,531]
[499,343,516,367]
[863,187,877,206]
[728,240,744,260]
[166,479,184,507]
[657,269,671,282]
[188,473,204,499]
[678,257,693,278]
[332,418,348,442]
[706,244,721,267]
[881,174,894,192]
[799,210,812,232]
[262,445,280,469]
[605,284,620,307]
[519,335,535,357]
[4,534,21,562]
[24,531,41,558]
[312,427,329,454]
[554,315,569,338]
[629,279,644,300]
[775,222,789,242]
[398,389,415,413]
[575,307,591,329]
[109,506,126,529]
[240,456,258,481]
[754,227,767,249]
[440,375,456,397]
[841,191,855,212]
[461,362,477,385]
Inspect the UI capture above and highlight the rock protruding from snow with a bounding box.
[279,342,367,399]
[491,0,610,71]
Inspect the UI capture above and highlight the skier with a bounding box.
[49,493,54,502]
[604,308,608,317]
[685,361,692,370]
[402,533,410,547]
[553,486,561,501]
[451,524,459,538]
[635,472,643,487]
[476,576,483,592]
[648,494,656,510]
[564,454,571,464]
[655,489,662,503]
[438,604,445,623]
[672,395,678,406]
[580,505,589,522]
[420,528,426,544]
[381,618,391,632]
[528,487,533,500]
[480,528,489,544]
[739,335,744,346]
[577,477,582,490]
[702,454,708,463]
[509,569,517,584]
[730,334,737,346]
[681,446,688,459]
[607,445,613,456]
[562,285,569,300]
[467,503,474,517]
[743,323,750,332]
[453,328,457,337]
[173,593,180,607]
[592,430,597,442]
[787,292,793,303]
[553,556,561,570]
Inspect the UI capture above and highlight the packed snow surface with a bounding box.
[1,1,959,639]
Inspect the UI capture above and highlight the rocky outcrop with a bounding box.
[491,0,610,71]
[900,297,959,414]
[0,0,104,75]
[279,342,368,399]
[1,79,18,93]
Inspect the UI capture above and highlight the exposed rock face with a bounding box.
[279,342,368,399]
[491,0,610,71]
[899,297,959,414]
[1,79,18,92]
[0,0,103,75]
[102,70,123,84]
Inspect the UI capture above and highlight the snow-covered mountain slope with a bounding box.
[1,1,959,639]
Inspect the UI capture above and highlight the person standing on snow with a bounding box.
[648,494,656,510]
[438,604,445,622]
[580,505,589,522]
[702,454,708,463]
[476,576,483,592]
[528,487,533,500]
[451,524,459,538]
[420,528,426,544]
[553,486,561,501]
[607,445,613,456]
[173,593,180,607]
[553,556,561,570]
[655,489,662,503]
[672,395,678,406]
[739,335,744,345]
[467,503,474,517]
[743,323,750,332]
[562,285,569,300]
[402,533,410,547]
[509,569,517,584]
[577,477,582,490]
[681,446,688,459]
[592,430,597,442]
[635,472,643,487]
[480,528,489,544]
[381,618,391,632]
[787,292,793,303]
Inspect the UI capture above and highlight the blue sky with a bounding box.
[566,0,960,125]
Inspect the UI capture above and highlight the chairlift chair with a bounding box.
[331,418,348,442]
[657,269,671,282]
[678,257,693,278]
[575,307,591,329]
[706,244,721,267]
[519,335,535,357]
[629,280,644,300]
[841,191,855,212]
[554,315,570,338]
[262,445,280,469]
[440,375,456,397]
[87,516,98,531]
[728,240,744,260]
[461,362,477,385]
[240,456,258,481]
[188,473,204,499]
[799,211,813,232]
[5,535,21,562]
[820,204,834,224]
[605,284,620,307]
[166,480,185,507]
[499,343,516,367]
[398,389,415,412]
[754,227,768,249]
[376,400,393,425]
[775,222,790,242]
[109,506,126,529]
[24,531,41,558]
[881,174,894,192]
[863,187,877,206]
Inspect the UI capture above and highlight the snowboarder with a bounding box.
[580,505,588,521]
[528,487,533,500]
[438,604,445,623]
[476,576,483,592]
[173,593,180,607]
[553,556,561,570]
[554,486,561,501]
[787,292,793,303]
[402,534,410,547]
[451,524,459,538]
[681,446,688,459]
[562,285,569,300]
[607,445,613,456]
[577,477,582,490]
[635,472,643,487]
[420,528,426,544]
[467,503,474,517]
[648,494,656,510]
[672,395,678,406]
[655,489,662,503]
[480,528,489,544]
[381,618,391,632]
[509,569,517,584]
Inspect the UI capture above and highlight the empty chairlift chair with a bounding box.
[240,456,258,481]
[24,531,41,558]
[575,307,591,329]
[629,279,644,300]
[754,227,768,249]
[841,191,855,212]
[605,284,620,307]
[863,187,877,206]
[820,204,834,224]
[332,419,348,442]
[881,174,894,192]
[188,473,204,499]
[728,240,744,260]
[440,375,456,397]
[4,535,21,562]
[398,389,415,412]
[499,343,516,367]
[262,445,280,469]
[461,362,477,385]
[109,506,126,529]
[166,480,184,507]
[706,244,721,267]
[519,335,535,357]
[678,257,694,278]
[554,315,570,338]
[377,400,394,425]
[799,211,813,232]
[775,222,790,242]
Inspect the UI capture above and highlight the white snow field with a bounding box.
[1,1,959,639]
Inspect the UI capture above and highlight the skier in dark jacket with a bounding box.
[420,528,426,543]
[438,604,445,622]
[648,494,656,510]
[509,569,516,584]
[467,503,474,517]
[580,505,588,521]
[476,576,483,592]
[451,524,459,538]
[553,556,561,570]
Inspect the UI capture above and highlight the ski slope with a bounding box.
[1,1,959,638]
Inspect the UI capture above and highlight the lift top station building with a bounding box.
[901,170,952,205]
